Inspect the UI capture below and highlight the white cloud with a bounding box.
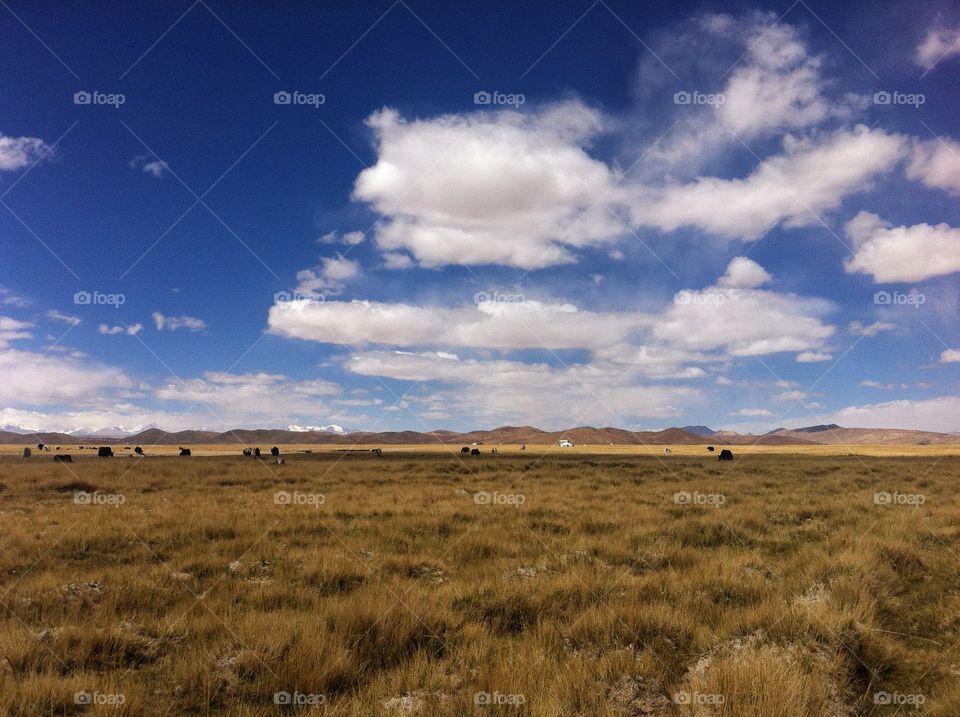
[353,101,622,269]
[0,347,132,406]
[271,259,835,369]
[653,286,834,357]
[46,310,81,326]
[347,350,697,427]
[717,21,836,136]
[269,298,645,350]
[774,390,807,401]
[130,154,168,178]
[825,396,960,433]
[940,349,960,364]
[152,312,206,332]
[905,138,960,195]
[861,380,894,389]
[0,132,52,171]
[0,287,30,307]
[843,211,960,282]
[155,371,341,425]
[0,316,33,346]
[848,320,896,337]
[382,252,413,269]
[915,26,960,71]
[796,351,833,363]
[98,323,142,336]
[627,127,905,240]
[716,256,772,288]
[732,408,773,416]
[294,255,361,295]
[318,230,365,246]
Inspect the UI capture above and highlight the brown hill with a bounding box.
[769,427,960,445]
[1,424,955,447]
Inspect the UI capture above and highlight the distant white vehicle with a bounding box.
[558,440,574,448]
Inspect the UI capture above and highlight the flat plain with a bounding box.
[1,450,958,715]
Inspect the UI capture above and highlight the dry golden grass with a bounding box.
[0,451,958,715]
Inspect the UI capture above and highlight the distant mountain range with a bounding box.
[2,424,957,446]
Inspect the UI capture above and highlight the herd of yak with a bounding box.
[21,442,735,461]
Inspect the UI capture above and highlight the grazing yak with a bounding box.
[21,447,31,458]
[179,447,191,457]
[707,446,715,452]
[36,443,45,450]
[54,455,73,463]
[242,448,252,457]
[134,446,144,456]
[253,447,261,458]
[470,448,481,456]
[664,448,672,454]
[460,447,470,454]
[97,446,113,458]
[270,446,279,457]
[718,449,733,461]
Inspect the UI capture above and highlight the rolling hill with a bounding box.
[6,423,955,447]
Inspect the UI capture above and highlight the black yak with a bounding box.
[718,449,733,461]
[97,446,113,458]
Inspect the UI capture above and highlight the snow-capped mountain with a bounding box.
[286,424,347,434]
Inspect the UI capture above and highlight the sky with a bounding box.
[1,0,959,435]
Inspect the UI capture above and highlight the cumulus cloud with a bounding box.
[318,230,365,246]
[353,101,621,269]
[271,259,834,370]
[0,287,30,307]
[848,320,896,337]
[0,132,53,171]
[0,316,33,346]
[905,138,960,195]
[626,127,905,240]
[46,310,81,326]
[732,408,773,416]
[98,323,142,336]
[0,347,132,406]
[915,26,960,71]
[826,396,960,433]
[716,256,772,288]
[130,154,168,178]
[940,349,960,364]
[155,371,341,425]
[269,298,645,350]
[294,255,361,295]
[861,380,894,389]
[653,287,834,356]
[795,351,833,363]
[843,211,960,282]
[152,312,206,331]
[717,19,837,136]
[347,350,698,427]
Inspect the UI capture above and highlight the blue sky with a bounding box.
[1,0,958,434]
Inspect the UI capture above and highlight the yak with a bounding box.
[718,449,733,461]
[97,446,113,458]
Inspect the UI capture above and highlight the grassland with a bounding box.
[0,451,958,715]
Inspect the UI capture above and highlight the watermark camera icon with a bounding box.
[674,91,691,105]
[274,91,291,105]
[474,91,491,105]
[74,91,92,105]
